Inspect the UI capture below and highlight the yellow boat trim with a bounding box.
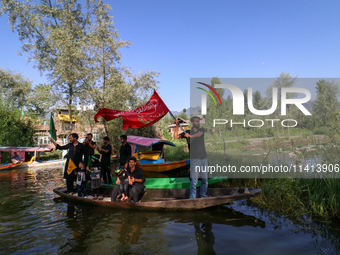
[136,160,187,172]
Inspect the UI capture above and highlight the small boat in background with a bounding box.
[127,135,190,172]
[0,147,65,171]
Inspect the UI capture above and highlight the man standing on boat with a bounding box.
[111,156,146,203]
[96,136,113,185]
[175,116,209,199]
[50,133,86,194]
[84,133,96,164]
[119,135,131,169]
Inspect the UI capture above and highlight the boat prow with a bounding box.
[0,159,66,171]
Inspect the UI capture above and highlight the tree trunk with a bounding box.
[68,97,73,132]
[104,121,108,136]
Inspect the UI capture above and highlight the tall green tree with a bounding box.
[1,0,161,145]
[314,79,340,126]
[0,0,130,131]
[27,83,57,117]
[178,112,187,120]
[243,89,249,114]
[0,68,56,117]
[266,71,298,115]
[0,95,36,146]
[205,77,226,132]
[252,90,262,111]
[0,67,32,109]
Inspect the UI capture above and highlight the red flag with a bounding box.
[94,90,170,130]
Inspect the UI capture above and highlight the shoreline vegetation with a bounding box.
[164,131,340,221]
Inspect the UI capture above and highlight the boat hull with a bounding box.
[0,159,66,171]
[53,187,262,210]
[136,159,190,172]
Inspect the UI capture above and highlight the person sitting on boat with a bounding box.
[115,166,131,201]
[75,161,89,198]
[111,156,145,203]
[50,133,86,194]
[87,155,104,200]
[176,116,209,199]
[119,135,131,169]
[11,152,22,164]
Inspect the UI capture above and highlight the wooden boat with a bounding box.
[53,186,262,210]
[0,147,66,171]
[94,176,228,189]
[127,135,190,172]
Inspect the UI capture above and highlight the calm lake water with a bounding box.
[1,162,340,254]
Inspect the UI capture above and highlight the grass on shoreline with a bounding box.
[163,130,340,221]
[216,178,340,220]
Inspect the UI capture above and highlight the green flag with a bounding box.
[21,109,24,117]
[88,156,92,170]
[49,112,57,141]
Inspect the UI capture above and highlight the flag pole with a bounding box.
[168,111,186,134]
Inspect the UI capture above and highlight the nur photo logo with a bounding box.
[197,80,312,128]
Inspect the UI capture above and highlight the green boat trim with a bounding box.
[87,177,228,189]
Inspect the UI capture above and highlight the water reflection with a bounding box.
[50,201,265,254]
[1,166,340,254]
[194,223,215,255]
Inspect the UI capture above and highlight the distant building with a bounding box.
[167,117,190,138]
[77,105,95,111]
[33,108,105,148]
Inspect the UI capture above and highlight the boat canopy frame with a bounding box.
[127,135,176,162]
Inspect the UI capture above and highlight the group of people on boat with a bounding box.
[50,133,145,202]
[50,115,209,202]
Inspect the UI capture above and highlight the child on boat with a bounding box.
[75,161,88,198]
[115,166,131,201]
[89,155,104,200]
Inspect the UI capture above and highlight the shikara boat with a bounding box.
[53,186,262,210]
[127,135,190,172]
[0,147,65,171]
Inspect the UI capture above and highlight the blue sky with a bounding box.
[0,0,339,111]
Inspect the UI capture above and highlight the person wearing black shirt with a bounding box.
[84,133,96,163]
[96,136,113,185]
[176,116,208,199]
[50,133,86,194]
[111,156,146,203]
[119,135,131,169]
